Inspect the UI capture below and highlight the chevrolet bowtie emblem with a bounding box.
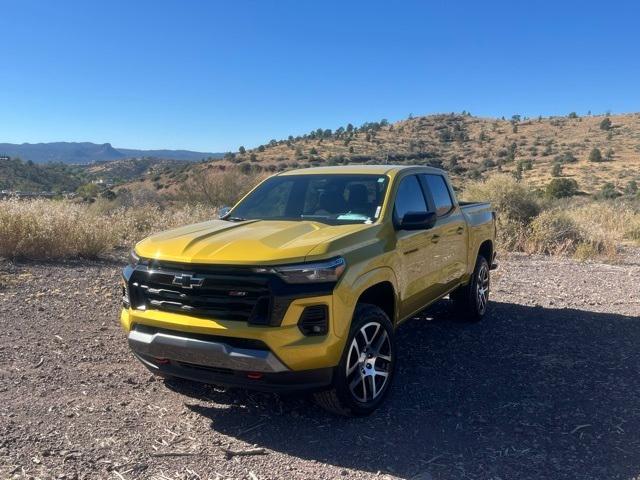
[172,274,205,289]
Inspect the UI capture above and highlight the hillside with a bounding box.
[82,157,191,185]
[0,142,223,164]
[146,112,640,197]
[0,158,87,192]
[0,156,195,192]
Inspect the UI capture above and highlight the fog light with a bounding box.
[298,305,329,336]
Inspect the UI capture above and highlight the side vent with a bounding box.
[298,305,329,336]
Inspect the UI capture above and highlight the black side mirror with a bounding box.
[397,211,437,230]
[218,206,231,219]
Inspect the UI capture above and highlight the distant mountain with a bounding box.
[0,142,224,164]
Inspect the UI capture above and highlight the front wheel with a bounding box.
[450,255,490,322]
[314,304,396,416]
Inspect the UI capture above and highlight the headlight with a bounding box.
[257,257,346,284]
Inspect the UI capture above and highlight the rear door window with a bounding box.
[422,174,454,216]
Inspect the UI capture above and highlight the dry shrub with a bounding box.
[0,198,117,259]
[562,201,640,260]
[462,175,640,261]
[176,167,266,207]
[0,198,218,260]
[523,203,638,260]
[526,210,585,255]
[462,174,540,250]
[114,203,216,246]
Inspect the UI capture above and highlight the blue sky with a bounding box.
[1,0,639,152]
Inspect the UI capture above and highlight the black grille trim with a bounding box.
[126,262,336,326]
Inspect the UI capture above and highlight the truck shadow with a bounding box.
[173,301,640,479]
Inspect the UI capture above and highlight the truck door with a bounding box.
[419,174,468,293]
[393,175,442,318]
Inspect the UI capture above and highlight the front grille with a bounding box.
[129,264,272,323]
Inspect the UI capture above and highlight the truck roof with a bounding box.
[277,164,446,176]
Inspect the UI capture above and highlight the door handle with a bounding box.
[456,226,465,235]
[431,234,440,243]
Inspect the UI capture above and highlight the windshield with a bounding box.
[228,174,389,224]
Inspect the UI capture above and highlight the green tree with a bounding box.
[77,182,101,200]
[597,182,619,199]
[258,145,265,152]
[599,117,612,130]
[605,148,615,161]
[545,178,578,198]
[514,162,523,180]
[589,148,603,162]
[567,112,578,118]
[554,151,577,163]
[238,146,246,154]
[624,180,638,196]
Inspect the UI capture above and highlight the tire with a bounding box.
[314,304,396,417]
[450,255,490,322]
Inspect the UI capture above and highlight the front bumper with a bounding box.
[129,324,333,392]
[128,324,288,373]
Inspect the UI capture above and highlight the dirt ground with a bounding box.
[1,251,640,480]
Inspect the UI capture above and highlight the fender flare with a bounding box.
[344,266,399,326]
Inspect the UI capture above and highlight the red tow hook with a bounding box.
[246,372,263,380]
[154,358,170,365]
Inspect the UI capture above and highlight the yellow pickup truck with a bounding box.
[120,165,496,416]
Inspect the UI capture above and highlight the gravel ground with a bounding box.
[1,251,640,480]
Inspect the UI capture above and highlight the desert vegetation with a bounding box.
[1,168,639,262]
[126,112,640,199]
[0,197,216,260]
[462,174,640,260]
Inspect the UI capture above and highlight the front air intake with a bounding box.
[298,305,329,336]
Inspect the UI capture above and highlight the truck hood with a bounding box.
[134,219,372,265]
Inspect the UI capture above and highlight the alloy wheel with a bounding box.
[345,322,393,403]
[476,264,490,314]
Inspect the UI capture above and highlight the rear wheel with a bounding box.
[450,255,490,322]
[314,304,396,416]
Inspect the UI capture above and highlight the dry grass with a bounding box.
[2,172,639,261]
[0,198,217,260]
[461,175,640,261]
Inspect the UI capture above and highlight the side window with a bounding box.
[394,175,427,221]
[423,174,454,216]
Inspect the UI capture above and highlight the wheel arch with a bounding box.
[477,239,494,264]
[357,281,396,325]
